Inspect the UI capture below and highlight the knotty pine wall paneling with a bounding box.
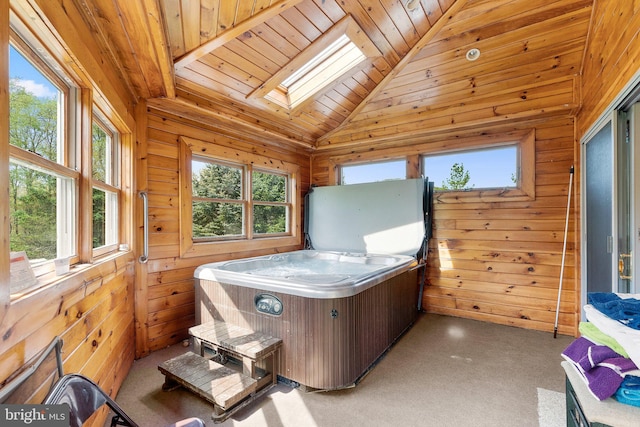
[0,2,137,424]
[577,0,640,138]
[137,107,311,354]
[311,117,579,335]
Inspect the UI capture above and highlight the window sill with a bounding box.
[9,250,135,304]
[434,187,534,203]
[182,235,302,259]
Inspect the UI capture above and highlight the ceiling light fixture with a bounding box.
[406,0,420,11]
[466,48,481,61]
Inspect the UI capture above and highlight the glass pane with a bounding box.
[253,171,286,202]
[92,187,106,248]
[192,201,243,237]
[586,121,614,294]
[92,188,118,249]
[9,163,58,261]
[9,46,61,163]
[341,160,406,185]
[192,160,242,200]
[92,122,108,183]
[253,205,287,234]
[424,146,518,190]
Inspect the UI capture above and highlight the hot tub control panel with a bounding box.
[254,293,283,316]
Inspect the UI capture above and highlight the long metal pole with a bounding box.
[554,166,574,338]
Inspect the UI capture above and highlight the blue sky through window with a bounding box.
[424,146,517,189]
[341,160,406,184]
[341,146,517,188]
[9,45,58,99]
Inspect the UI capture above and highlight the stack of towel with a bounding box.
[562,293,640,406]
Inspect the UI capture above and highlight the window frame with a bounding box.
[251,168,291,236]
[191,156,247,241]
[6,17,130,300]
[249,15,381,113]
[179,136,301,258]
[424,145,518,191]
[421,130,535,203]
[8,31,80,274]
[91,111,121,257]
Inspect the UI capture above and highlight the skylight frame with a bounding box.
[278,35,366,109]
[248,15,382,112]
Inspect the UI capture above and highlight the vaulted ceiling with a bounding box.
[74,0,593,151]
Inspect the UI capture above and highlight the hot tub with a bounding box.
[195,250,419,390]
[195,250,416,298]
[194,179,430,390]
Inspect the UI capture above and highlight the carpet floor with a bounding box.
[111,313,573,426]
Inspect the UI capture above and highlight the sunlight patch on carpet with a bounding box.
[537,387,565,427]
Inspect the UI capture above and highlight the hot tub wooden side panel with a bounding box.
[195,268,418,390]
[354,269,419,380]
[196,279,307,384]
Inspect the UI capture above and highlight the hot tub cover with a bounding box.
[306,178,426,257]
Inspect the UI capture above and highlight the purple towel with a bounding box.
[562,337,638,400]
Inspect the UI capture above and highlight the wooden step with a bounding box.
[158,351,257,410]
[189,321,282,359]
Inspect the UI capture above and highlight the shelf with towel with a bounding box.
[563,361,640,427]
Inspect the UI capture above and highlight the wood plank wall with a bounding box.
[311,117,579,336]
[577,0,640,137]
[0,254,136,402]
[0,2,137,425]
[137,106,311,356]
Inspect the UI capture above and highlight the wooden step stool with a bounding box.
[158,320,282,423]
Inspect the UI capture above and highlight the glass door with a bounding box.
[584,118,615,298]
[583,108,636,311]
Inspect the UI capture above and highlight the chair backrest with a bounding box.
[0,336,64,404]
[43,374,138,427]
[1,337,205,427]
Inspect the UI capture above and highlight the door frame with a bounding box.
[580,80,640,319]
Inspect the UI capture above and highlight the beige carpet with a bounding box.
[112,313,572,426]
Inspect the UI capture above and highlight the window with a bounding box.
[180,136,300,257]
[192,159,244,239]
[250,15,381,111]
[92,114,120,254]
[420,130,535,203]
[252,170,288,234]
[270,34,366,109]
[191,158,290,240]
[340,159,406,184]
[8,25,127,296]
[423,146,518,191]
[9,40,78,291]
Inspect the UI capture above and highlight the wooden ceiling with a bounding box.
[74,0,593,151]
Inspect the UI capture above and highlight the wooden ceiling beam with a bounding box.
[147,96,316,150]
[316,0,469,146]
[136,0,176,98]
[174,0,305,70]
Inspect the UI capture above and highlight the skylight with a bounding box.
[249,15,381,112]
[277,35,366,109]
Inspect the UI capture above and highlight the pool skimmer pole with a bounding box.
[554,165,574,339]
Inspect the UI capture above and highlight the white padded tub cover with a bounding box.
[307,178,425,257]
